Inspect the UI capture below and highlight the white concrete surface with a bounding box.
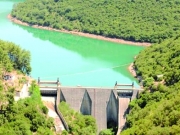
[14,83,30,101]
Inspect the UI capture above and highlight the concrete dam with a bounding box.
[39,79,141,134]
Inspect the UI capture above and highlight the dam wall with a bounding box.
[39,80,141,134]
[58,88,119,133]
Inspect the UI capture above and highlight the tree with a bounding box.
[99,129,114,135]
[58,101,97,134]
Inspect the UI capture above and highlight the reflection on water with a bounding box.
[0,0,144,87]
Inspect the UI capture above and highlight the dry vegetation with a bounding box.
[2,71,33,92]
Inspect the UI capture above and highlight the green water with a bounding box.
[0,0,144,87]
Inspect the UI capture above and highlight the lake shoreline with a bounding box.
[128,63,144,88]
[128,63,137,78]
[8,14,151,47]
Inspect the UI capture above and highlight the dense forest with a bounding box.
[121,36,180,134]
[0,82,54,135]
[0,40,54,134]
[11,0,180,43]
[135,36,180,86]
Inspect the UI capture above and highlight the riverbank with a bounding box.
[128,63,144,88]
[8,14,151,46]
[128,63,137,77]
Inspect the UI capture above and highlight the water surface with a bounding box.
[0,0,144,87]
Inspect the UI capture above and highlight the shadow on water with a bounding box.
[15,24,144,80]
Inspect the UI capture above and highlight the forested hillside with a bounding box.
[0,40,54,135]
[121,37,180,135]
[11,0,180,43]
[134,36,180,86]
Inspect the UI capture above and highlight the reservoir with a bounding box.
[0,0,144,87]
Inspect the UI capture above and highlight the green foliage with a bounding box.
[19,76,27,84]
[29,81,41,102]
[0,40,31,75]
[121,37,180,134]
[99,129,114,135]
[36,127,54,135]
[122,87,180,135]
[11,0,180,43]
[61,130,68,135]
[42,105,48,114]
[143,77,154,87]
[135,36,180,87]
[58,101,97,135]
[0,61,53,134]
